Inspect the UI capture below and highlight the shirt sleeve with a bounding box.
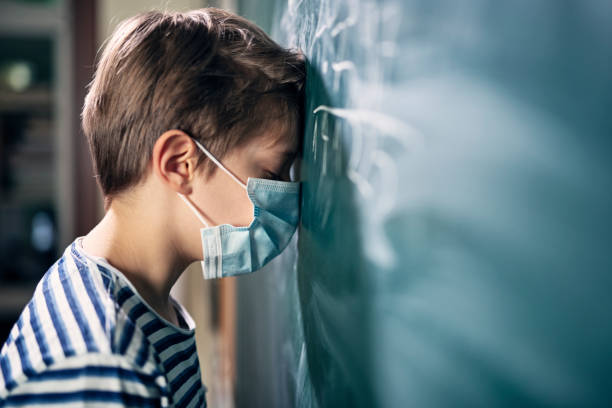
[2,352,168,407]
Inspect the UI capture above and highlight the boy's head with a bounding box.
[81,7,305,210]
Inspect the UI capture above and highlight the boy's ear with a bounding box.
[152,129,199,195]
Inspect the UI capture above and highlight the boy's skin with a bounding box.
[81,124,298,326]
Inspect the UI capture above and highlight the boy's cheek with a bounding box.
[196,182,254,227]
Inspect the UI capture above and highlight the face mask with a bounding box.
[177,138,301,279]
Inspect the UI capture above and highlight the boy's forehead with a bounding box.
[258,121,299,154]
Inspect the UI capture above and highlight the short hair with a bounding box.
[81,8,305,199]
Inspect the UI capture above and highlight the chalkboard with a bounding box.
[235,1,612,407]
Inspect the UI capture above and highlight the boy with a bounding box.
[0,7,304,407]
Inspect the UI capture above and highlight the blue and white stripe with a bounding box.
[0,238,207,407]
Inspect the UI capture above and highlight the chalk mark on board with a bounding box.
[371,149,398,220]
[331,61,356,72]
[313,0,334,40]
[313,105,424,150]
[312,114,318,162]
[347,169,374,198]
[331,61,357,91]
[330,0,358,37]
[321,118,329,177]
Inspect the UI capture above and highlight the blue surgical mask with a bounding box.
[177,138,300,279]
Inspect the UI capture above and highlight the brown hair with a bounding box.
[81,7,305,201]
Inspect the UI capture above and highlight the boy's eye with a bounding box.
[263,171,281,181]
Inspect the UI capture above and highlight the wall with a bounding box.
[236,0,612,407]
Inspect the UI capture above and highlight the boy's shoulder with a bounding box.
[0,241,162,398]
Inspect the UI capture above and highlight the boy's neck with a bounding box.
[81,204,188,327]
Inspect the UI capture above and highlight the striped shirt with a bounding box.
[0,237,207,407]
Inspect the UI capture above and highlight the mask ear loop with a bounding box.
[192,139,248,190]
[178,193,210,228]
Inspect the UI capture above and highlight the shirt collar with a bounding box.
[71,237,196,337]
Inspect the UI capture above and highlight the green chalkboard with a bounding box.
[235,1,612,407]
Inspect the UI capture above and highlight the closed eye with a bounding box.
[263,171,281,181]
